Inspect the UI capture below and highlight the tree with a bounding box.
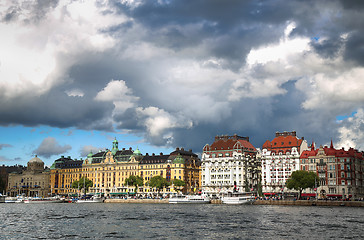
[71,177,93,195]
[171,179,185,193]
[149,176,170,194]
[124,175,143,193]
[286,170,319,199]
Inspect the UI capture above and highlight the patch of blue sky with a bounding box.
[0,125,174,166]
[336,111,357,122]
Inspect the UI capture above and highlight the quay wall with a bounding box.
[105,198,168,204]
[253,200,364,207]
[104,198,364,207]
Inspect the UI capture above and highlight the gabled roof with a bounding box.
[208,137,256,152]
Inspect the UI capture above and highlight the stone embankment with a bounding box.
[105,198,168,204]
[253,200,364,207]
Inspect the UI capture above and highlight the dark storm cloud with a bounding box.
[0,87,114,131]
[2,0,364,154]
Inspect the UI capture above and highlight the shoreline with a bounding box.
[104,198,364,207]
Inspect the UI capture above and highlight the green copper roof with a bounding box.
[133,147,142,155]
[173,154,185,164]
[50,162,56,170]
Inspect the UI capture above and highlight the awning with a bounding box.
[109,192,136,195]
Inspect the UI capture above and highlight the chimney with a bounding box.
[181,147,184,151]
[129,147,132,150]
[152,153,155,156]
[160,152,163,156]
[189,149,192,152]
[176,147,180,151]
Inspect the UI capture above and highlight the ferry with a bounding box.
[24,196,64,203]
[169,194,211,204]
[221,191,255,205]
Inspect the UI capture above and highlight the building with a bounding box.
[49,156,83,195]
[201,134,260,196]
[139,148,201,194]
[260,131,308,194]
[7,156,50,197]
[300,141,364,199]
[49,138,201,196]
[0,164,26,194]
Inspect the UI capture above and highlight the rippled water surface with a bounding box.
[1,203,363,239]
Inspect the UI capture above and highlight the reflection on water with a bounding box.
[1,203,363,239]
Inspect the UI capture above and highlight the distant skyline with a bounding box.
[1,0,364,166]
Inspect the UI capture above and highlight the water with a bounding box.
[0,203,363,239]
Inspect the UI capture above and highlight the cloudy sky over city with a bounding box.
[1,0,364,166]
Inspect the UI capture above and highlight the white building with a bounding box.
[201,134,260,196]
[260,131,308,195]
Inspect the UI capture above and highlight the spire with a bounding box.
[311,140,315,151]
[112,137,119,155]
[330,139,334,149]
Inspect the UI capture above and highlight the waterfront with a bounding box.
[1,204,363,239]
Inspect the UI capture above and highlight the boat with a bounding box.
[5,196,18,203]
[169,194,211,204]
[221,191,255,205]
[24,196,64,203]
[76,195,104,203]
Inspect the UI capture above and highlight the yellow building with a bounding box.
[49,139,201,196]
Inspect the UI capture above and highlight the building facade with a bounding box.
[1,164,26,194]
[300,142,364,199]
[260,131,308,194]
[7,156,50,197]
[201,134,260,196]
[49,138,201,196]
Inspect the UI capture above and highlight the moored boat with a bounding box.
[169,194,211,204]
[76,195,104,203]
[5,196,18,203]
[24,196,64,203]
[221,191,255,205]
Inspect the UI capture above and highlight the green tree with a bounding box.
[286,170,319,199]
[171,179,185,193]
[149,176,170,194]
[124,175,143,193]
[71,177,93,195]
[257,179,263,197]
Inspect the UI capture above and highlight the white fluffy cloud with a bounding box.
[33,137,72,158]
[337,109,364,150]
[95,80,139,114]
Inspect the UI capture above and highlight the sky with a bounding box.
[1,0,364,166]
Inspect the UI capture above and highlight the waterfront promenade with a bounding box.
[104,198,364,206]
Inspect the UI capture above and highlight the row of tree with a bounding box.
[71,175,186,194]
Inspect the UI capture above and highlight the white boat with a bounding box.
[221,192,255,205]
[169,194,211,204]
[5,196,18,203]
[76,195,104,203]
[15,196,25,203]
[24,197,64,203]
